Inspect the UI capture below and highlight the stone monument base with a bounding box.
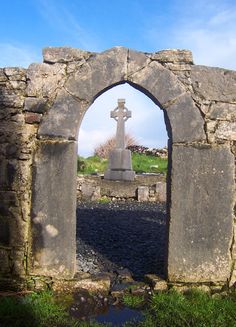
[104,149,135,181]
[104,169,135,181]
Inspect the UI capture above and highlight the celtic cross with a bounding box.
[110,99,131,149]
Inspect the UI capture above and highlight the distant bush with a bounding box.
[94,133,138,159]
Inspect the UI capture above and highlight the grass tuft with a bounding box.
[123,294,145,308]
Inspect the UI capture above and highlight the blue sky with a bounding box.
[1,0,236,156]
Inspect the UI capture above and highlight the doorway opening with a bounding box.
[76,83,169,280]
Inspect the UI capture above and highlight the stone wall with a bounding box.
[77,175,166,202]
[0,46,236,290]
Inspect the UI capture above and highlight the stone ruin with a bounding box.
[0,46,236,290]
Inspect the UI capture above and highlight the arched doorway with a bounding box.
[31,47,232,284]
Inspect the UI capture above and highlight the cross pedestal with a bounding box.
[104,99,135,181]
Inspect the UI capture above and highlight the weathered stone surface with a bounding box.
[77,175,165,201]
[155,182,166,202]
[127,49,150,77]
[0,218,10,246]
[104,149,135,181]
[168,145,234,282]
[52,274,111,294]
[215,122,236,141]
[191,65,236,102]
[166,93,206,143]
[0,249,10,274]
[137,186,149,202]
[0,89,24,107]
[24,97,47,113]
[81,184,101,201]
[25,112,42,124]
[145,274,168,291]
[38,88,83,139]
[26,62,66,97]
[150,49,193,64]
[208,103,236,120]
[65,47,128,101]
[32,141,77,277]
[1,45,236,289]
[43,47,92,63]
[128,60,186,106]
[4,67,26,81]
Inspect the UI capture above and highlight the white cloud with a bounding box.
[0,43,41,68]
[146,1,236,70]
[78,84,168,157]
[174,9,236,70]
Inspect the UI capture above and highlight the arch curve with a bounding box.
[38,47,205,143]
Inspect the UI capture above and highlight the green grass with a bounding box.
[124,289,236,327]
[1,290,236,327]
[77,154,168,175]
[0,291,78,327]
[123,294,145,308]
[131,153,167,174]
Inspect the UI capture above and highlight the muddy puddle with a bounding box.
[56,288,146,326]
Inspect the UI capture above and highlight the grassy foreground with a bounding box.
[1,289,236,327]
[77,153,168,175]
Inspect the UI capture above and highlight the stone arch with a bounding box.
[31,47,234,284]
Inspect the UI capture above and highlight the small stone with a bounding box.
[116,268,134,283]
[145,274,168,291]
[25,112,42,124]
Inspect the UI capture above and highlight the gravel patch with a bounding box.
[76,201,167,278]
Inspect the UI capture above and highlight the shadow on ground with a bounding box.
[76,202,167,278]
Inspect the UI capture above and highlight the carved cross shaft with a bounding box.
[111,99,131,149]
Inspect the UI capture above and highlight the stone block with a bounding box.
[52,273,111,294]
[81,184,101,200]
[129,60,185,107]
[25,112,42,124]
[127,49,150,77]
[208,103,236,120]
[104,149,135,181]
[215,122,236,141]
[4,67,26,81]
[166,93,206,143]
[104,170,135,181]
[137,186,149,201]
[191,65,236,102]
[65,46,128,101]
[0,89,24,108]
[145,274,168,291]
[168,145,234,282]
[38,88,82,139]
[150,49,193,64]
[26,62,66,97]
[155,182,166,202]
[43,47,91,63]
[32,140,77,277]
[24,97,47,113]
